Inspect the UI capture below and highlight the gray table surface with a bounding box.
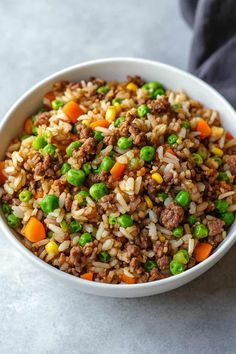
[0,1,235,353]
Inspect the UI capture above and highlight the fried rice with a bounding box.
[0,75,236,284]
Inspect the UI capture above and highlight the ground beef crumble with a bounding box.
[159,202,184,230]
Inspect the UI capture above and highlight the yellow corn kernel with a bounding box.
[45,241,59,256]
[126,82,138,91]
[82,119,90,126]
[105,106,117,123]
[151,172,163,184]
[159,235,166,242]
[211,126,224,141]
[144,195,153,208]
[177,137,182,144]
[113,102,122,113]
[211,146,223,157]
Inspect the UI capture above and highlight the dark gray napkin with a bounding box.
[180,0,236,107]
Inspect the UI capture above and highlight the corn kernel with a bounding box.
[151,172,163,184]
[82,119,89,126]
[144,195,153,208]
[113,102,122,113]
[211,146,223,157]
[126,82,138,91]
[45,241,59,256]
[177,137,182,144]
[159,235,166,242]
[211,126,224,141]
[105,106,117,123]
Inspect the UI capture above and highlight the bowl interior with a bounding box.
[1,58,236,297]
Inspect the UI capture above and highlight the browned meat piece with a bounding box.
[68,246,82,267]
[226,146,236,155]
[130,257,143,274]
[1,193,13,203]
[207,233,223,248]
[64,193,72,211]
[118,110,136,136]
[153,240,169,258]
[103,132,118,146]
[76,124,91,141]
[134,233,152,249]
[52,179,67,193]
[34,154,52,177]
[129,124,146,145]
[82,242,94,256]
[187,257,196,269]
[87,170,107,185]
[126,244,140,258]
[58,253,66,266]
[98,193,116,212]
[157,255,170,271]
[207,217,224,236]
[148,96,170,115]
[225,155,236,175]
[34,112,51,127]
[159,202,184,230]
[77,137,96,158]
[127,75,145,87]
[148,268,163,282]
[52,81,69,91]
[143,174,159,200]
[31,153,42,165]
[89,77,106,86]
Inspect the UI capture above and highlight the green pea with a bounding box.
[31,116,38,136]
[112,98,123,105]
[140,146,155,162]
[128,157,139,170]
[97,86,109,94]
[173,249,189,265]
[7,214,21,229]
[114,116,125,127]
[108,215,117,225]
[47,231,53,238]
[192,224,209,239]
[99,156,115,172]
[20,134,31,141]
[214,200,228,213]
[89,183,108,201]
[40,195,59,214]
[167,134,178,145]
[42,144,56,157]
[157,192,168,202]
[175,190,191,207]
[117,214,133,228]
[172,226,184,238]
[66,141,81,157]
[69,220,82,233]
[137,104,150,117]
[92,167,100,174]
[1,203,11,215]
[79,233,92,247]
[98,251,111,263]
[19,189,32,203]
[60,162,71,175]
[192,153,203,166]
[217,172,229,182]
[219,212,234,226]
[144,260,157,272]
[82,162,91,175]
[180,121,190,129]
[67,169,85,187]
[169,260,186,275]
[60,220,68,232]
[32,136,47,150]
[94,131,103,142]
[149,88,165,99]
[51,100,64,110]
[117,137,133,150]
[75,191,89,206]
[142,81,164,91]
[187,215,198,226]
[212,156,222,167]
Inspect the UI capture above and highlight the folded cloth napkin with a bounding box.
[180,0,236,107]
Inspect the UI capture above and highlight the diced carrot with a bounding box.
[22,216,46,243]
[120,274,136,284]
[110,162,126,181]
[194,243,213,262]
[165,147,176,156]
[226,131,234,140]
[44,91,55,102]
[34,190,44,199]
[0,161,6,185]
[23,118,32,135]
[80,272,94,281]
[219,181,231,191]
[90,119,110,129]
[195,119,212,139]
[62,101,84,123]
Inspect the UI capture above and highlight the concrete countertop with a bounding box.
[0,1,235,353]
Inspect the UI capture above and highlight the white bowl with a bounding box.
[1,58,236,297]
